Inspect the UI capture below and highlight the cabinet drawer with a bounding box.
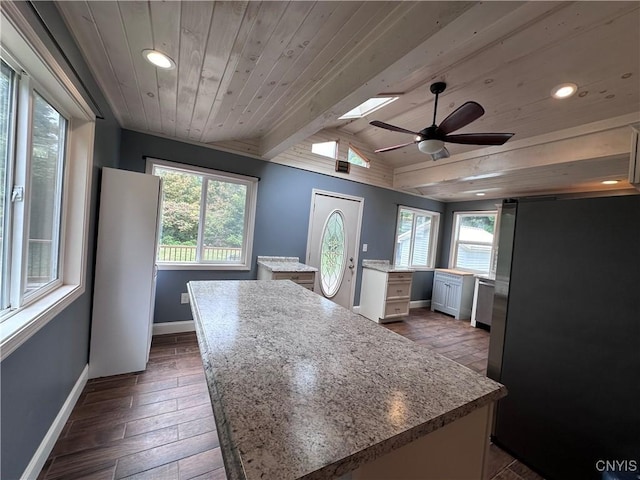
[388,272,412,282]
[384,300,410,318]
[386,280,411,299]
[272,272,315,283]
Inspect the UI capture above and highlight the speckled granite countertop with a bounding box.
[435,268,476,276]
[362,259,414,273]
[188,280,506,480]
[257,256,318,273]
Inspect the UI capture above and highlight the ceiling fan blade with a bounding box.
[444,132,514,145]
[438,101,485,135]
[375,141,418,153]
[370,120,420,136]
[431,146,449,161]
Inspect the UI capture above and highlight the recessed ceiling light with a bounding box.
[143,49,175,70]
[602,180,619,185]
[551,83,578,99]
[476,192,486,196]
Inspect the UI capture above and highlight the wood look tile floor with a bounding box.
[39,308,543,480]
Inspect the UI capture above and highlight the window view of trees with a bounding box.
[0,61,67,305]
[26,93,66,293]
[153,165,249,263]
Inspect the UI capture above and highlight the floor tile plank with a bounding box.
[114,431,219,479]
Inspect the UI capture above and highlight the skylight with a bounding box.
[339,97,398,119]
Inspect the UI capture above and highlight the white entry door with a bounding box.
[306,190,364,309]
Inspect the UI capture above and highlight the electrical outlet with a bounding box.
[362,243,368,252]
[180,293,189,304]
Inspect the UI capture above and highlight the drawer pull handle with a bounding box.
[396,289,403,293]
[291,276,299,280]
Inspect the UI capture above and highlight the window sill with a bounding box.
[157,263,251,271]
[0,284,84,361]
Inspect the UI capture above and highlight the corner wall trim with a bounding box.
[21,364,89,480]
[152,320,195,336]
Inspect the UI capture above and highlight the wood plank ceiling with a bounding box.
[57,1,640,201]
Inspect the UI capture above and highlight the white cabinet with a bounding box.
[257,256,317,290]
[258,266,316,290]
[360,268,413,323]
[431,269,475,320]
[89,168,161,379]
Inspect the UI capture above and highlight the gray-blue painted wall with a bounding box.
[118,130,446,323]
[0,3,121,478]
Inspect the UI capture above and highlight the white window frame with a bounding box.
[311,140,338,159]
[394,205,440,270]
[0,5,96,361]
[449,210,499,275]
[146,158,258,271]
[347,144,370,169]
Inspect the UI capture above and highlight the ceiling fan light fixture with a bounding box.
[418,139,444,154]
[143,49,176,70]
[551,83,577,99]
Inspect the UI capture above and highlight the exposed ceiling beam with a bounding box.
[393,113,640,190]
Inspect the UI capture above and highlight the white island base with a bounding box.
[344,405,493,479]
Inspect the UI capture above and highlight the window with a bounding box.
[1,4,95,359]
[1,59,68,313]
[394,206,440,269]
[347,145,370,168]
[449,211,498,274]
[147,159,258,270]
[339,97,398,119]
[311,140,337,159]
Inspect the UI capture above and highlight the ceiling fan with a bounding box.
[370,82,514,160]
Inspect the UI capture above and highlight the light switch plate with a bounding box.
[362,243,368,252]
[180,293,189,304]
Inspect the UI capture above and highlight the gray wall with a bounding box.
[119,130,446,323]
[0,2,121,478]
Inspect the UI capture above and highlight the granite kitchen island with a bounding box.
[188,280,506,480]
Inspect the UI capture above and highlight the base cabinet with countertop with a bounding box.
[257,256,317,290]
[359,260,413,323]
[431,269,475,320]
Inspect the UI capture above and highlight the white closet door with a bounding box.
[89,167,160,378]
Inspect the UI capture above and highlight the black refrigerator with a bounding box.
[488,194,640,480]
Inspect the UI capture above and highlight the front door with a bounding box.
[306,190,363,309]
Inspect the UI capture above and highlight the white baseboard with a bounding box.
[410,300,431,309]
[153,320,195,335]
[22,364,89,480]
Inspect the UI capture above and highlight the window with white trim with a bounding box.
[147,159,258,270]
[347,145,370,168]
[449,211,498,274]
[1,5,95,358]
[394,206,440,269]
[311,140,337,159]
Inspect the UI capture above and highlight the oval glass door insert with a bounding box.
[319,210,347,298]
